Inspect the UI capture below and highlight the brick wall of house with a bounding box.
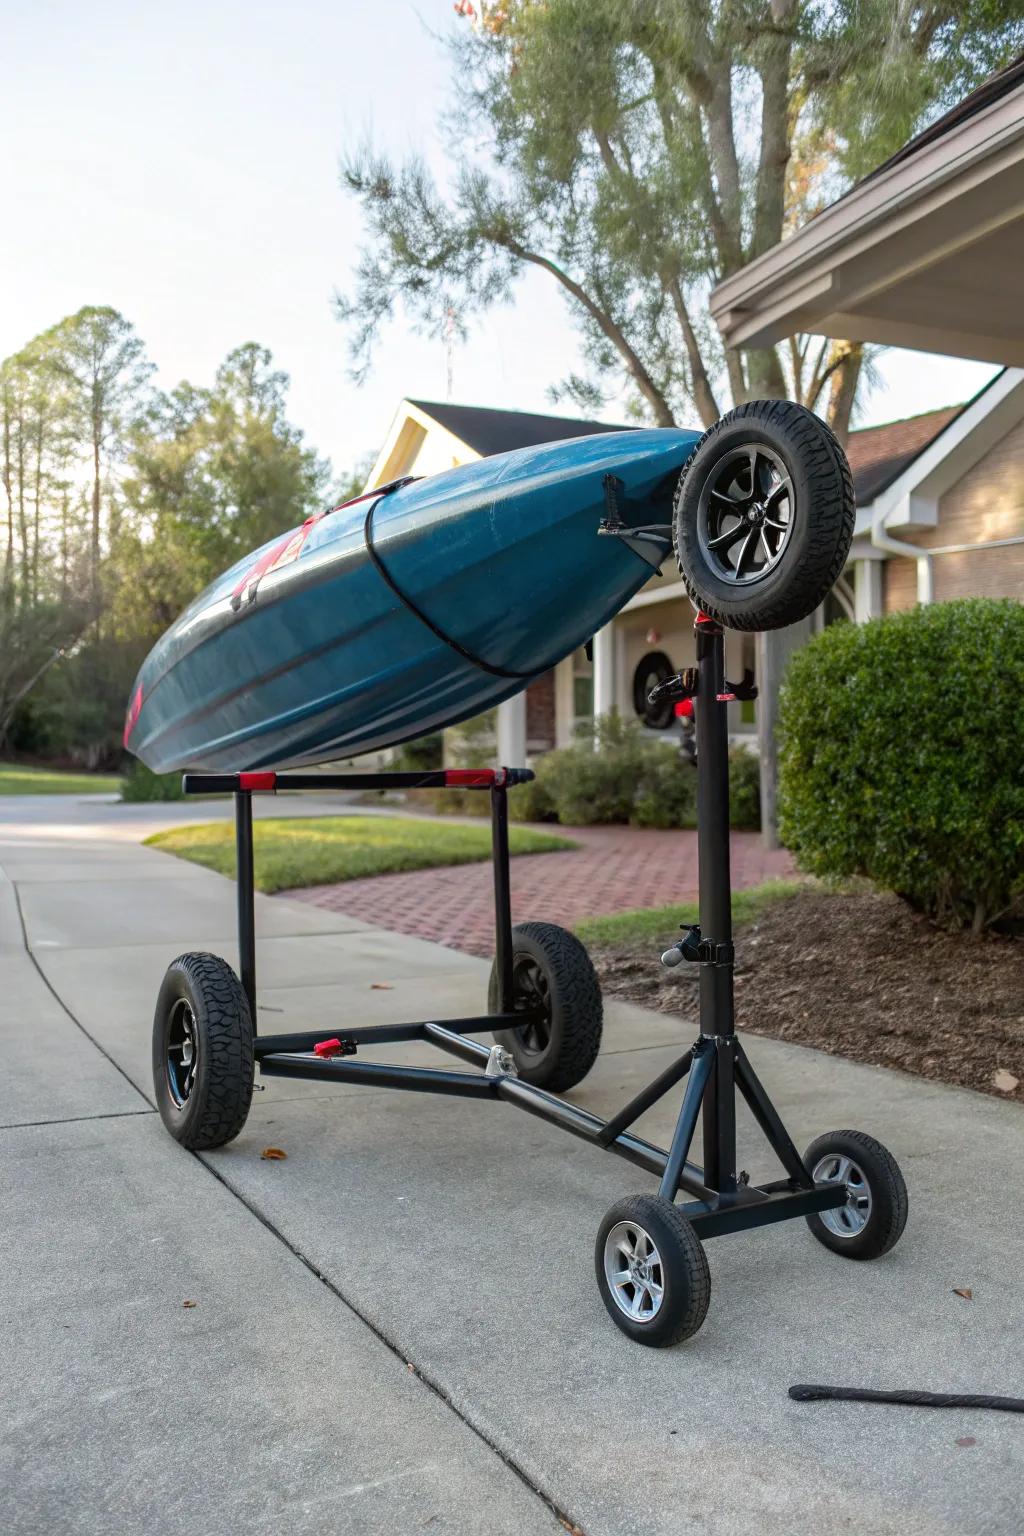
[526,670,556,751]
[884,416,1024,612]
[885,557,918,611]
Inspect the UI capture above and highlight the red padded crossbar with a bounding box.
[444,769,497,787]
[238,772,278,792]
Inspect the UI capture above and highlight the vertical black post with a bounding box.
[234,790,257,1025]
[694,618,737,1194]
[491,778,514,1012]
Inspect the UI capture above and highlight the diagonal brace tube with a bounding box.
[659,1045,714,1201]
[597,1048,693,1147]
[734,1042,814,1189]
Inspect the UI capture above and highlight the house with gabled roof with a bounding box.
[365,377,1024,764]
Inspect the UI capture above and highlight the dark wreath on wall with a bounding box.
[632,651,675,730]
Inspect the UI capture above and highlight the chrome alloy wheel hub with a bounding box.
[812,1153,873,1238]
[603,1220,665,1322]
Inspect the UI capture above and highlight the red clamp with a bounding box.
[312,1037,356,1059]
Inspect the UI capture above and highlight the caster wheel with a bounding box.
[804,1130,908,1260]
[595,1194,710,1347]
[153,952,254,1150]
[489,921,602,1091]
[673,400,855,630]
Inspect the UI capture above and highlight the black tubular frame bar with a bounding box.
[184,678,847,1239]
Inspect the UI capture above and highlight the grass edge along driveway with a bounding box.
[0,761,123,796]
[146,814,576,894]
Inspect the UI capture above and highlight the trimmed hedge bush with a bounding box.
[120,761,185,802]
[532,713,758,830]
[778,599,1024,931]
[413,713,760,829]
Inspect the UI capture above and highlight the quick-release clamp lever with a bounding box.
[661,924,734,968]
[647,666,698,707]
[719,668,758,703]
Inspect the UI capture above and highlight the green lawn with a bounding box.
[146,814,576,894]
[0,762,123,796]
[574,879,807,945]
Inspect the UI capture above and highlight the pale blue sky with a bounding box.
[3,0,999,476]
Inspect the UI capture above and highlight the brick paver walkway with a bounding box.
[288,824,795,957]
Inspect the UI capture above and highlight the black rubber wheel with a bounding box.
[595,1194,710,1347]
[153,952,255,1150]
[804,1129,908,1260]
[490,921,602,1091]
[673,399,854,630]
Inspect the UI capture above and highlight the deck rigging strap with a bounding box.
[363,498,533,681]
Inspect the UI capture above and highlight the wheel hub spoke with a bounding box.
[813,1152,873,1239]
[698,443,794,587]
[603,1221,665,1324]
[166,1002,198,1107]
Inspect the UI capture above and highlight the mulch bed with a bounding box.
[590,888,1023,1104]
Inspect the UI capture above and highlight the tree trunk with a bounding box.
[743,345,788,401]
[668,277,719,427]
[507,241,677,426]
[16,413,28,605]
[1,392,12,611]
[92,416,102,599]
[826,343,864,445]
[751,0,797,260]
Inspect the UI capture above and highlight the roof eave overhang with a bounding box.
[710,85,1024,363]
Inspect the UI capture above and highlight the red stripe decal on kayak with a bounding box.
[231,518,319,610]
[123,683,144,746]
[229,478,419,613]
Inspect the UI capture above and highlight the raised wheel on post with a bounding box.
[803,1129,908,1260]
[153,951,255,1150]
[673,399,855,631]
[489,921,602,1091]
[595,1194,710,1347]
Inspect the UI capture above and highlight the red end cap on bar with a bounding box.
[674,699,694,719]
[443,769,497,787]
[238,771,278,792]
[313,1038,343,1058]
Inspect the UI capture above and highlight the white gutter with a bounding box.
[870,506,934,603]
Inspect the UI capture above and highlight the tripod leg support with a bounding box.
[659,1043,714,1201]
[734,1042,815,1190]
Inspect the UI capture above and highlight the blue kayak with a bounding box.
[125,428,699,772]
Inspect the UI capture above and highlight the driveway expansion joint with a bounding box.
[196,1151,590,1536]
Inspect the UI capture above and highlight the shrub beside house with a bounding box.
[778,598,1024,932]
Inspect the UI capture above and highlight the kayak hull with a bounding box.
[126,428,699,772]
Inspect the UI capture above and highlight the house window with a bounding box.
[572,649,593,730]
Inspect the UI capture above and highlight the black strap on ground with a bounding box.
[790,1384,1024,1414]
[363,499,532,681]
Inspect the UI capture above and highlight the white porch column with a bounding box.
[854,558,883,623]
[496,690,527,767]
[916,554,934,605]
[592,622,617,719]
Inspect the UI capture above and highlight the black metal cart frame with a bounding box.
[182,613,846,1242]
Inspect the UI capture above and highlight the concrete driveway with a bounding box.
[2,793,1021,1536]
